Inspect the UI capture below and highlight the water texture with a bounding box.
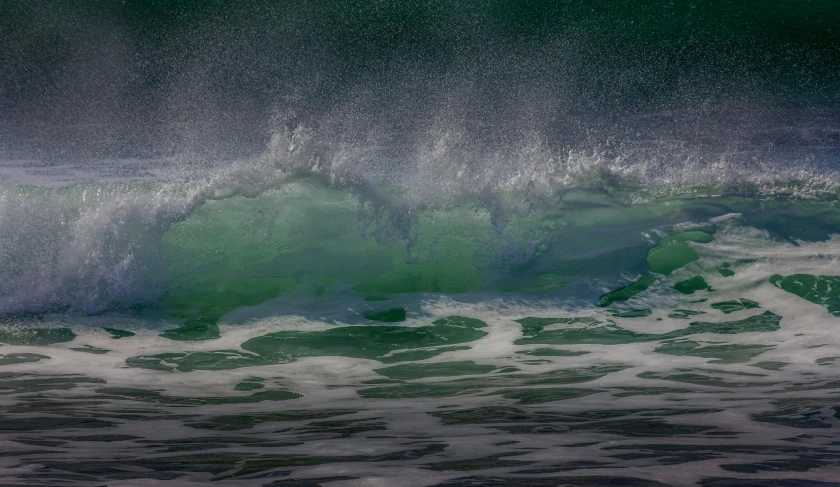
[2,2,840,486]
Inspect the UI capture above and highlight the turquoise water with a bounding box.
[4,172,840,485]
[3,2,840,486]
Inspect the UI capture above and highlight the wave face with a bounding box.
[3,2,840,486]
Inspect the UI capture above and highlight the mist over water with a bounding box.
[3,1,839,160]
[3,2,840,486]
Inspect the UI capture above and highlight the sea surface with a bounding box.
[2,2,840,486]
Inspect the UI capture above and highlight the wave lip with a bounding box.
[1,118,840,319]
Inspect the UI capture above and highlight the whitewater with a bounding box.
[3,1,840,486]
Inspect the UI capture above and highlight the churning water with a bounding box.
[2,2,840,486]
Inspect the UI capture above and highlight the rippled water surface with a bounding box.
[3,1,840,485]
[4,198,840,486]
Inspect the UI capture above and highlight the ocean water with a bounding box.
[2,2,840,486]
